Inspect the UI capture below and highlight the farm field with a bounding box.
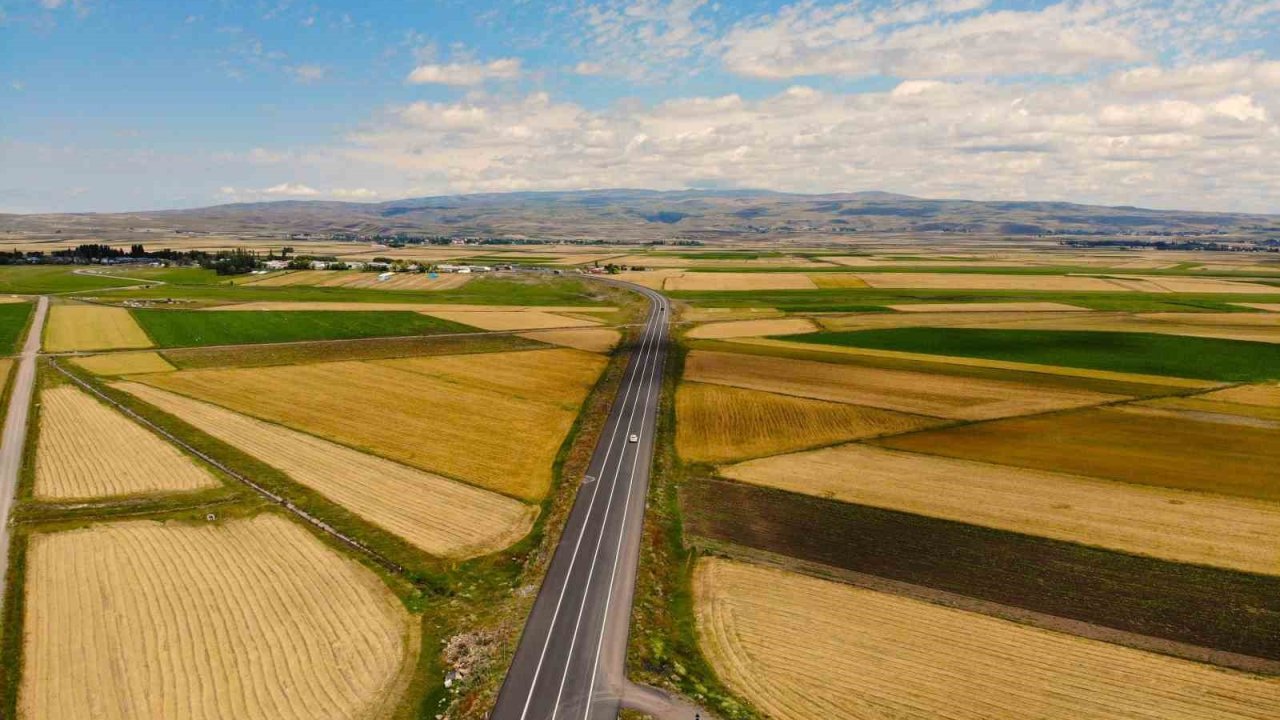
[34,384,217,500]
[789,328,1280,382]
[663,273,818,291]
[683,349,1121,420]
[676,383,935,463]
[424,309,601,330]
[69,350,175,375]
[1140,395,1280,422]
[684,318,818,339]
[694,558,1280,720]
[517,327,620,353]
[117,382,535,557]
[853,272,1129,291]
[1202,383,1280,407]
[723,443,1280,574]
[132,347,606,500]
[43,304,152,352]
[944,313,1280,344]
[20,515,416,720]
[131,308,475,347]
[888,301,1088,312]
[878,406,1280,501]
[159,331,546,370]
[0,301,33,353]
[0,266,139,294]
[202,301,616,313]
[681,478,1280,659]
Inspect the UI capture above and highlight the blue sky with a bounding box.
[3,0,1279,213]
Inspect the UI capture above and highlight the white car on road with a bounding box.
[629,434,639,443]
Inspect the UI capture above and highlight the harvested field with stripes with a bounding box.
[34,385,216,500]
[518,327,620,353]
[1198,382,1280,408]
[685,318,818,340]
[888,301,1088,312]
[854,273,1126,291]
[424,309,601,331]
[43,305,152,352]
[116,382,535,557]
[694,558,1280,720]
[663,273,817,291]
[723,443,1280,574]
[20,515,416,720]
[683,350,1121,420]
[133,348,606,500]
[677,383,935,463]
[205,302,618,313]
[879,406,1280,502]
[69,350,175,375]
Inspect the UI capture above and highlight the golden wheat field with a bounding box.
[677,383,935,463]
[424,309,600,330]
[853,273,1126,291]
[34,385,216,500]
[69,350,175,375]
[683,350,1121,420]
[518,327,620,353]
[1102,275,1280,294]
[205,301,615,313]
[134,348,605,500]
[694,558,1280,720]
[880,405,1280,502]
[116,382,534,557]
[20,515,416,720]
[807,274,869,288]
[613,269,689,289]
[1140,396,1280,423]
[685,318,818,340]
[724,443,1280,574]
[663,273,817,291]
[43,305,152,352]
[1198,383,1280,407]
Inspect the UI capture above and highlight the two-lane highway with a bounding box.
[493,284,693,720]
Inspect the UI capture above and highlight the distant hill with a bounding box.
[3,189,1278,241]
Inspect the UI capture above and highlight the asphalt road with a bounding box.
[493,285,699,720]
[0,296,49,609]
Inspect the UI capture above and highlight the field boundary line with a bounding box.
[47,358,413,579]
[689,535,1280,676]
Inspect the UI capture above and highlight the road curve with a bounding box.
[492,284,700,720]
[0,296,49,609]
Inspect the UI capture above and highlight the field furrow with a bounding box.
[34,384,217,499]
[20,515,416,720]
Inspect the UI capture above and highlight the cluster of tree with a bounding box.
[1061,239,1279,252]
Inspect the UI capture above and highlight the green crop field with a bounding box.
[787,328,1280,381]
[100,275,609,306]
[132,309,476,348]
[0,302,33,353]
[0,267,142,294]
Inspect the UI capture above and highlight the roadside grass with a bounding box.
[667,288,1280,313]
[788,328,1280,382]
[626,340,762,720]
[0,302,33,354]
[131,309,476,347]
[160,332,548,369]
[681,477,1280,662]
[0,267,140,294]
[97,275,613,306]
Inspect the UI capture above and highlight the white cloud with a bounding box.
[38,0,65,8]
[572,62,605,76]
[574,0,715,81]
[406,58,521,86]
[287,64,327,83]
[720,1,1147,80]
[262,182,319,196]
[331,187,379,199]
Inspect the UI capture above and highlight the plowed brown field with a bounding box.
[695,558,1280,720]
[34,385,216,499]
[20,515,416,720]
[116,382,536,557]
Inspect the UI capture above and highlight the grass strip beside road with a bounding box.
[0,304,33,355]
[787,328,1280,382]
